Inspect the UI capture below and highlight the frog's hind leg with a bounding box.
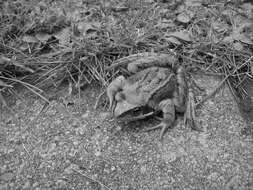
[145,99,175,140]
[126,53,176,73]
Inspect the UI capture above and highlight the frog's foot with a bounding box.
[145,99,175,140]
[184,88,203,131]
[145,121,171,140]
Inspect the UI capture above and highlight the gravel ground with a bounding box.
[0,75,253,190]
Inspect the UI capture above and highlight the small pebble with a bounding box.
[82,112,89,119]
[0,172,13,181]
[23,181,30,189]
[99,112,110,120]
[111,166,116,171]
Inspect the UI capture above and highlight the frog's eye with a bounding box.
[115,92,125,101]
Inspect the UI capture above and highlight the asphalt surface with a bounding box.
[0,75,252,190]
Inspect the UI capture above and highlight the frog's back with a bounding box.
[124,67,177,107]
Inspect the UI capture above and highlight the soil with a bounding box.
[0,75,253,190]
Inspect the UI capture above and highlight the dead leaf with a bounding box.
[176,10,194,23]
[223,30,253,45]
[233,42,244,51]
[185,0,202,6]
[54,27,71,45]
[238,34,253,45]
[223,36,234,43]
[111,6,129,12]
[0,56,11,64]
[167,30,192,42]
[0,80,12,87]
[156,19,175,29]
[12,61,35,73]
[35,33,52,43]
[77,21,100,36]
[0,56,34,73]
[212,21,228,33]
[22,35,39,43]
[240,3,253,13]
[164,36,182,45]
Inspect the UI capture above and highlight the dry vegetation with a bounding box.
[0,0,252,110]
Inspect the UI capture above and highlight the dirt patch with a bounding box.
[0,76,253,190]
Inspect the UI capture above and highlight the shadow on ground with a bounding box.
[0,75,252,190]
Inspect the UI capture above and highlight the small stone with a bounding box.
[104,169,110,174]
[56,179,67,187]
[79,127,85,135]
[0,172,13,181]
[99,112,110,120]
[64,164,79,174]
[207,172,219,181]
[111,166,116,171]
[16,99,22,106]
[30,116,36,121]
[95,151,101,157]
[82,112,89,119]
[225,175,240,190]
[0,165,7,173]
[140,165,146,174]
[72,120,79,128]
[32,182,39,187]
[164,152,177,162]
[23,181,30,189]
[55,120,62,125]
[8,149,15,154]
[50,143,56,150]
[115,126,122,131]
[54,136,60,141]
[5,117,13,124]
[0,184,8,190]
[73,141,79,146]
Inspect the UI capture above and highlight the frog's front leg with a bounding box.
[107,76,126,112]
[145,99,175,140]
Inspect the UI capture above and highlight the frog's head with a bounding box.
[113,91,139,117]
[113,92,154,122]
[113,100,139,118]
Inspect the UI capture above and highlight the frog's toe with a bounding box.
[184,88,203,132]
[145,122,170,140]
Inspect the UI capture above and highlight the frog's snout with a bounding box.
[113,100,138,118]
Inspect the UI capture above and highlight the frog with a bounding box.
[106,52,198,139]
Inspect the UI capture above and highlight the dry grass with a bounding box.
[0,0,252,109]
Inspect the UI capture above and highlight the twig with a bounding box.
[22,142,31,158]
[195,75,228,108]
[0,43,29,58]
[0,76,50,103]
[94,90,106,109]
[196,56,253,107]
[72,169,113,190]
[0,91,16,115]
